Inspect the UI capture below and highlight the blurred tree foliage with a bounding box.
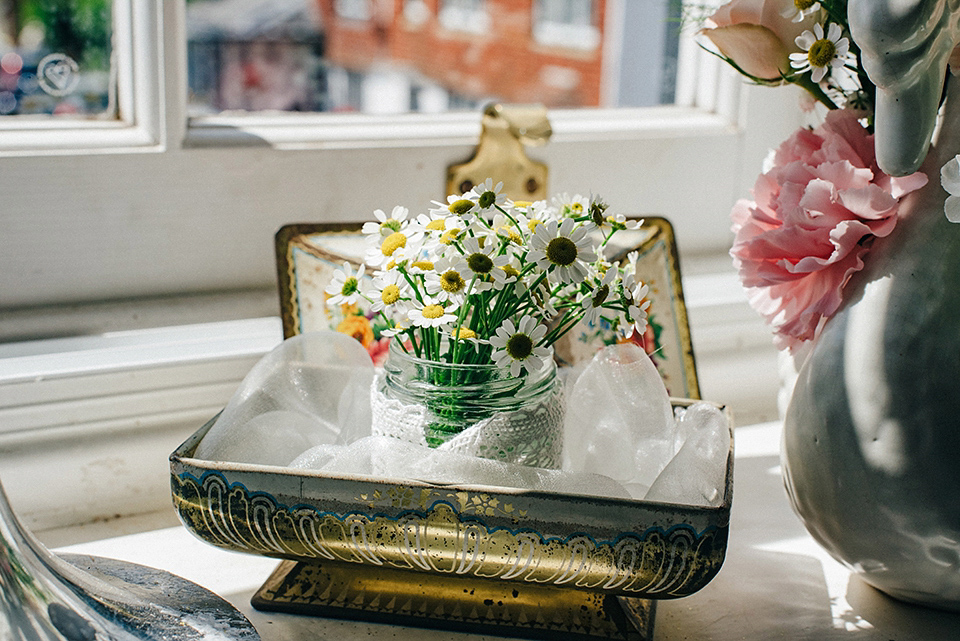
[17,0,111,69]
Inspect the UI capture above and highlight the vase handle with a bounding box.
[0,475,261,640]
[848,0,960,176]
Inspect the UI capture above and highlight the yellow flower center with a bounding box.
[571,203,584,213]
[386,260,397,270]
[381,231,407,257]
[501,265,520,279]
[440,228,462,245]
[426,219,446,231]
[527,220,542,233]
[505,333,533,360]
[467,252,494,275]
[448,199,474,215]
[422,304,444,319]
[512,200,532,208]
[411,260,434,270]
[546,236,578,267]
[381,284,400,305]
[441,270,466,293]
[808,38,836,68]
[453,327,476,340]
[795,0,816,9]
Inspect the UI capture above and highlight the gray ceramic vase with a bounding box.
[783,76,960,610]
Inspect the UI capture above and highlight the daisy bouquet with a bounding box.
[326,181,650,378]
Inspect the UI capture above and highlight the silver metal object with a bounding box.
[0,477,260,640]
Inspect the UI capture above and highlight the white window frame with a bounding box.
[0,0,800,533]
[334,0,372,22]
[532,0,601,50]
[0,0,164,154]
[437,0,491,34]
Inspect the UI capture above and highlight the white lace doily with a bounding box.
[370,374,565,469]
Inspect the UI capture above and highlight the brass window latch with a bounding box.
[446,103,552,201]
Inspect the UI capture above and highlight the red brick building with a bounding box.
[316,0,607,110]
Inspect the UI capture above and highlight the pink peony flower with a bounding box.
[731,109,928,350]
[702,0,816,81]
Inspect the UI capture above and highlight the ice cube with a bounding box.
[563,344,675,489]
[644,402,730,507]
[195,331,374,465]
[197,410,338,467]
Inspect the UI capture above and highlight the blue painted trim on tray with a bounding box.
[177,468,722,549]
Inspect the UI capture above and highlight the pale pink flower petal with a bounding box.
[703,24,791,79]
[730,109,928,350]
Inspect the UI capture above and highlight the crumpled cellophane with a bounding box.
[195,331,729,506]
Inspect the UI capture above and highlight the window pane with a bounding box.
[186,0,681,116]
[0,0,114,117]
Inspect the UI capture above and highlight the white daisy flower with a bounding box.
[490,253,524,291]
[363,224,424,267]
[941,155,960,222]
[325,262,366,306]
[369,270,410,315]
[782,0,821,23]
[490,210,529,245]
[528,217,599,284]
[459,236,502,291]
[619,277,651,337]
[429,193,479,219]
[790,22,850,83]
[411,211,462,238]
[361,205,409,239]
[408,300,458,328]
[381,324,409,339]
[606,213,644,231]
[489,315,552,377]
[581,268,618,325]
[425,256,471,304]
[468,178,507,212]
[523,199,559,234]
[552,193,591,219]
[428,219,470,255]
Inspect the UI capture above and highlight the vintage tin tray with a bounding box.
[170,401,733,641]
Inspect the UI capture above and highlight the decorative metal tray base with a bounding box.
[252,559,655,641]
[171,402,731,640]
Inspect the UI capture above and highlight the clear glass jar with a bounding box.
[373,340,564,468]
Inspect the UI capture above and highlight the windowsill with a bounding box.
[184,105,736,149]
[46,423,784,640]
[50,420,960,640]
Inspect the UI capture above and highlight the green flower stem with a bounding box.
[494,267,549,328]
[820,0,847,26]
[406,327,422,358]
[599,227,618,249]
[495,204,526,239]
[398,266,426,304]
[451,278,477,363]
[792,73,839,110]
[489,282,521,334]
[543,310,586,346]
